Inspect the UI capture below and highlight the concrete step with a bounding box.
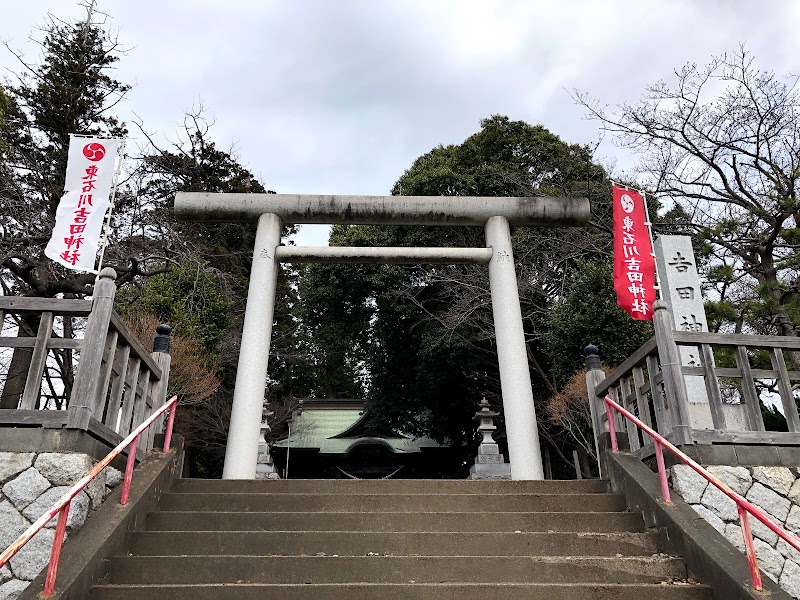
[145,510,646,533]
[157,492,627,513]
[171,478,610,495]
[128,531,661,557]
[107,555,688,585]
[89,582,714,600]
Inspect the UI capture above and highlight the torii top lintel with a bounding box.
[174,193,591,227]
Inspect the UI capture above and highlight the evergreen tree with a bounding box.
[299,116,647,474]
[0,14,140,297]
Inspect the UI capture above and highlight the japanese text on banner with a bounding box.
[44,137,121,272]
[612,185,657,321]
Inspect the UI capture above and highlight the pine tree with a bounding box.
[1,13,132,296]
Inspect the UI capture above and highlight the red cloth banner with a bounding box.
[612,185,656,320]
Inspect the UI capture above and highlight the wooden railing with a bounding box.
[586,300,800,458]
[0,268,172,453]
[0,396,178,597]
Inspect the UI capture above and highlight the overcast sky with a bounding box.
[4,1,800,245]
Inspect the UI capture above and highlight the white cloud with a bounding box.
[3,0,798,206]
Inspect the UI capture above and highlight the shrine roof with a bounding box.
[273,407,441,454]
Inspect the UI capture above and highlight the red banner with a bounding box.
[612,185,656,320]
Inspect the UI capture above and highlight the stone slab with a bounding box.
[0,501,28,551]
[691,504,725,534]
[671,465,708,504]
[700,484,738,521]
[746,483,791,522]
[2,469,50,511]
[780,559,800,598]
[34,453,93,486]
[0,454,34,485]
[22,487,90,530]
[468,463,511,480]
[9,527,55,581]
[704,465,752,496]
[0,579,28,600]
[752,467,795,496]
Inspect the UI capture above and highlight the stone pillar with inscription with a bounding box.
[654,235,747,431]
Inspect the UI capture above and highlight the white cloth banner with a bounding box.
[45,136,121,271]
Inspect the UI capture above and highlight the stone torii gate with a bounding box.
[175,193,590,480]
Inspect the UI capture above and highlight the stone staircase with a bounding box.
[88,478,714,599]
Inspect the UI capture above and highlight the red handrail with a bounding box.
[605,395,800,591]
[0,396,178,596]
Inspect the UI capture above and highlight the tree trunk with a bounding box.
[577,446,593,478]
[542,444,553,480]
[0,315,40,409]
[61,316,75,408]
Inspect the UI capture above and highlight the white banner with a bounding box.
[45,136,122,272]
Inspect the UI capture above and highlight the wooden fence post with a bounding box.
[584,344,607,474]
[67,268,117,430]
[150,324,172,448]
[652,300,694,446]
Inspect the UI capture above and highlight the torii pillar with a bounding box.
[175,193,590,480]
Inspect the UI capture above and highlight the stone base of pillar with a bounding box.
[256,439,280,480]
[255,464,280,480]
[469,462,511,480]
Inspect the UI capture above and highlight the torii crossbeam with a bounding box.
[175,193,591,480]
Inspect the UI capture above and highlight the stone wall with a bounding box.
[671,464,800,597]
[0,452,121,600]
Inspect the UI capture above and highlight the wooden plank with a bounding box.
[691,429,800,445]
[606,387,618,433]
[131,372,151,448]
[142,376,156,452]
[0,297,93,316]
[634,441,656,461]
[87,417,146,462]
[117,357,141,436]
[93,331,119,422]
[700,344,726,430]
[736,345,765,431]
[87,417,124,448]
[109,314,162,379]
[632,366,653,430]
[646,355,671,435]
[149,352,172,444]
[0,337,36,348]
[674,331,800,350]
[104,344,130,431]
[0,337,83,349]
[594,337,657,397]
[67,274,116,430]
[0,409,68,427]
[20,312,54,410]
[653,306,693,445]
[682,366,799,379]
[772,348,800,432]
[46,339,84,350]
[620,378,640,452]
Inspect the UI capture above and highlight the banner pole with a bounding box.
[94,139,125,275]
[638,187,662,300]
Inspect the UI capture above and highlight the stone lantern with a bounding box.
[255,404,279,480]
[469,398,511,480]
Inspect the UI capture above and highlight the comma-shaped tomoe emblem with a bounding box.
[82,143,106,161]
